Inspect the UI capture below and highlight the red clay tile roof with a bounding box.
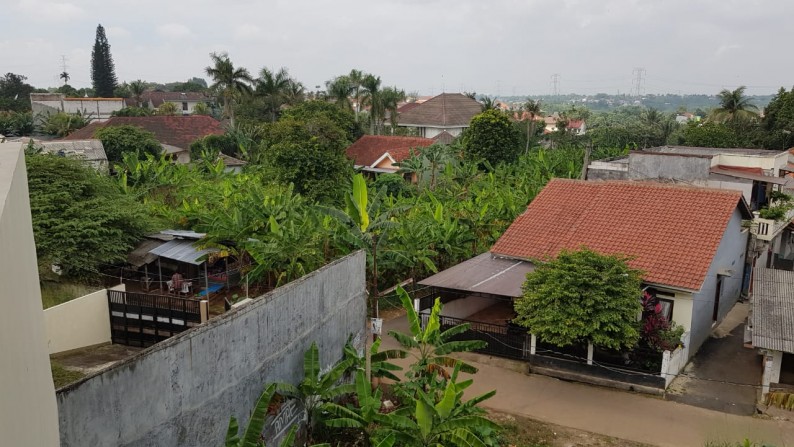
[63,116,224,150]
[490,179,749,291]
[397,93,482,127]
[714,165,764,175]
[345,135,433,167]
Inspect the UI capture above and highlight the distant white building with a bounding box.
[30,93,124,122]
[125,92,210,115]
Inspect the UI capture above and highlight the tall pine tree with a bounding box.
[91,24,117,97]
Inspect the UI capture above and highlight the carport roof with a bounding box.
[752,267,794,353]
[418,252,534,298]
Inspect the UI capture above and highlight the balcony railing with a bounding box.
[752,207,794,241]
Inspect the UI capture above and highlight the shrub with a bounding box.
[40,112,91,137]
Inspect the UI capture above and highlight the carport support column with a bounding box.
[413,298,419,313]
[587,342,594,366]
[762,350,784,398]
[530,334,537,355]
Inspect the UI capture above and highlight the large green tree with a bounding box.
[460,109,522,166]
[93,125,162,162]
[264,116,353,202]
[205,52,253,128]
[0,73,35,112]
[91,24,118,98]
[514,248,643,350]
[26,152,152,279]
[281,100,363,142]
[760,87,794,149]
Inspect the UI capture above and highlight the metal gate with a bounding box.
[108,289,204,347]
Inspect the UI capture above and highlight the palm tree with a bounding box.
[284,79,305,106]
[59,71,70,85]
[205,52,253,128]
[523,98,542,152]
[710,86,759,125]
[361,74,382,134]
[479,96,497,111]
[325,75,353,110]
[256,67,292,122]
[381,86,406,132]
[348,69,365,122]
[129,80,146,107]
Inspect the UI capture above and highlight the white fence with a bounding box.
[44,284,124,355]
[660,331,691,387]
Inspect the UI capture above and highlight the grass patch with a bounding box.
[489,411,651,447]
[51,360,84,389]
[40,282,102,309]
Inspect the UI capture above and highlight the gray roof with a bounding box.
[752,268,794,353]
[419,251,534,298]
[148,239,217,265]
[160,229,206,240]
[645,145,780,157]
[36,139,107,162]
[127,239,168,267]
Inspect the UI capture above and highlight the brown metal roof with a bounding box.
[418,252,534,298]
[752,268,794,353]
[709,168,793,186]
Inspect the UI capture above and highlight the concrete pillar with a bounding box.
[530,334,537,355]
[413,298,419,313]
[762,350,783,398]
[661,350,671,382]
[587,342,594,366]
[199,300,209,323]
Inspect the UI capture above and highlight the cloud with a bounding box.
[233,24,264,41]
[106,26,131,39]
[16,0,84,21]
[715,44,742,57]
[157,23,194,39]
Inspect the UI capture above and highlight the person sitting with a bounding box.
[170,272,184,292]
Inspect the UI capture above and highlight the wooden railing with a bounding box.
[107,290,204,347]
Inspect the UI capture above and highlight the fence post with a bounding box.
[530,334,537,355]
[413,298,419,313]
[587,342,594,365]
[661,350,671,386]
[200,300,209,323]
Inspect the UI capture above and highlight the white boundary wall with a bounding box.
[44,284,124,355]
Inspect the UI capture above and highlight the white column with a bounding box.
[587,342,594,365]
[530,334,537,355]
[413,298,420,313]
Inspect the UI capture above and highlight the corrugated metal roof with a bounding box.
[148,239,217,265]
[160,229,206,239]
[418,252,534,298]
[127,239,167,267]
[752,267,794,353]
[709,168,792,186]
[36,139,107,162]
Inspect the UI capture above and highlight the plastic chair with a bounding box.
[181,281,192,295]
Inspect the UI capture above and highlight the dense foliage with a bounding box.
[26,152,152,279]
[514,248,644,350]
[0,73,35,112]
[40,112,91,137]
[91,24,118,98]
[460,109,522,165]
[94,125,162,162]
[0,110,34,136]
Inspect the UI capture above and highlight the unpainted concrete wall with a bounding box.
[56,251,367,447]
[43,284,124,355]
[627,153,711,182]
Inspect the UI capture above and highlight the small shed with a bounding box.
[752,267,794,398]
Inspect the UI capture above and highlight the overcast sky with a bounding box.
[2,0,792,96]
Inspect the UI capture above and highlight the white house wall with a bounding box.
[706,178,754,205]
[0,142,60,446]
[713,153,788,176]
[688,208,748,354]
[423,127,465,139]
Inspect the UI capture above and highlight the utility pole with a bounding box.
[551,73,560,97]
[632,67,646,97]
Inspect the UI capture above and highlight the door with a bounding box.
[712,276,723,322]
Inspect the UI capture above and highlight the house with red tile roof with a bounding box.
[345,135,433,174]
[63,115,225,163]
[396,93,481,139]
[419,179,752,386]
[587,146,794,271]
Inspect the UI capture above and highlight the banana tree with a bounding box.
[225,383,298,447]
[343,337,406,382]
[378,366,499,447]
[275,342,355,439]
[388,287,486,390]
[321,368,388,440]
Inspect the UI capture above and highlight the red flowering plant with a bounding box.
[640,291,684,352]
